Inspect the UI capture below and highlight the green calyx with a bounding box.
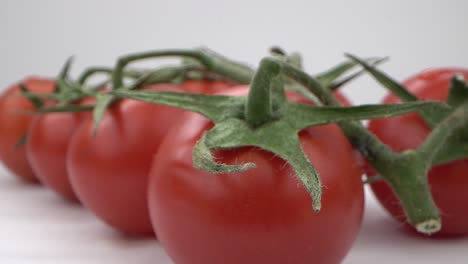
[16,57,83,147]
[20,56,77,108]
[113,56,439,212]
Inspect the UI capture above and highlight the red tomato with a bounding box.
[333,91,352,106]
[0,78,55,182]
[148,86,364,264]
[26,97,96,201]
[67,80,234,235]
[367,68,468,236]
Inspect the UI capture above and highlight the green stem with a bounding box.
[344,54,451,127]
[19,84,45,108]
[280,61,344,106]
[112,89,245,122]
[418,99,468,162]
[329,57,388,91]
[78,67,111,85]
[386,152,440,233]
[197,47,255,83]
[130,65,200,89]
[431,137,468,165]
[53,57,74,94]
[345,54,418,102]
[59,56,74,80]
[245,58,281,126]
[78,67,142,85]
[112,49,254,90]
[338,121,401,171]
[447,75,468,107]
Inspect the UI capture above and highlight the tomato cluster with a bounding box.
[1,50,467,264]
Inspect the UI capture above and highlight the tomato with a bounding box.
[67,80,235,235]
[148,86,364,264]
[332,91,352,106]
[0,78,55,182]
[367,68,468,236]
[26,97,96,201]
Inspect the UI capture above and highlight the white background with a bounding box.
[1,0,468,263]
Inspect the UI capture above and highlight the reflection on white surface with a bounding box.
[1,168,467,264]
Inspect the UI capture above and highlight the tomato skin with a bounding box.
[67,81,234,235]
[26,98,95,201]
[367,68,468,236]
[333,90,352,106]
[148,86,364,264]
[0,78,55,182]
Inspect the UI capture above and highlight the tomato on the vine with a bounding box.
[26,97,97,201]
[367,68,468,236]
[0,78,55,182]
[66,80,235,235]
[148,86,364,264]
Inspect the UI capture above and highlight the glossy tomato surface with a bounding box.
[367,68,468,236]
[26,98,96,201]
[148,86,364,264]
[67,80,234,235]
[0,78,55,182]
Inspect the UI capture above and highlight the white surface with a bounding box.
[1,0,468,263]
[1,167,468,264]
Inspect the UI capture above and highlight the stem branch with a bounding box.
[245,58,281,127]
[112,49,254,90]
[419,99,468,162]
[276,59,443,234]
